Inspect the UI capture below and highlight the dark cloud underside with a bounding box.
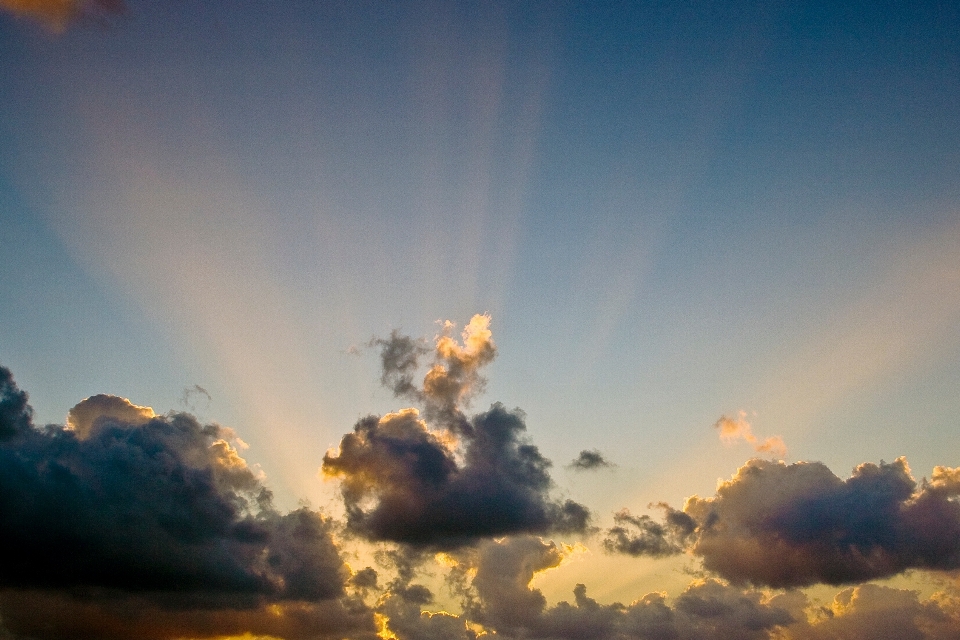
[605,457,960,588]
[0,366,370,639]
[323,319,591,547]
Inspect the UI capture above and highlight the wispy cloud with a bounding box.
[0,0,123,31]
[714,410,787,458]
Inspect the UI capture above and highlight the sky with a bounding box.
[1,0,960,638]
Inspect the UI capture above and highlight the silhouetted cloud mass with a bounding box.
[606,456,960,588]
[323,316,591,547]
[0,366,374,639]
[569,449,614,470]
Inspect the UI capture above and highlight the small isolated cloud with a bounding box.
[569,449,614,471]
[603,504,696,557]
[323,316,590,548]
[180,384,212,412]
[0,0,124,31]
[714,411,787,459]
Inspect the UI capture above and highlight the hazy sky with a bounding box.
[2,1,960,638]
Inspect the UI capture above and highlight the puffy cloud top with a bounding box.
[66,393,157,439]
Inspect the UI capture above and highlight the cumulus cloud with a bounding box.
[0,367,30,441]
[66,393,157,438]
[0,366,374,640]
[715,411,787,459]
[369,531,960,640]
[569,449,614,470]
[323,404,590,547]
[606,456,960,588]
[394,535,795,640]
[323,316,591,548]
[8,361,960,639]
[0,0,123,31]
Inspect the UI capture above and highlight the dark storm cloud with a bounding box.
[0,366,374,640]
[323,317,590,547]
[323,403,590,547]
[605,457,960,588]
[0,0,124,31]
[569,449,614,470]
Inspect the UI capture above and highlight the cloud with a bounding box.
[606,456,960,588]
[0,590,377,640]
[180,384,212,412]
[603,504,696,557]
[0,0,123,31]
[0,367,31,441]
[0,366,374,639]
[374,314,496,431]
[714,411,787,459]
[323,404,590,547]
[569,449,614,470]
[66,393,157,438]
[774,582,960,640]
[370,532,960,640]
[323,317,590,548]
[394,535,795,640]
[8,362,960,639]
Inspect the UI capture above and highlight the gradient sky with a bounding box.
[2,1,960,638]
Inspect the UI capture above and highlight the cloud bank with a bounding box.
[4,316,960,639]
[375,533,960,640]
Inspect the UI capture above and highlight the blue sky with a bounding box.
[2,1,960,638]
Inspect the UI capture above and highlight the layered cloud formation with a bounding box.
[3,316,960,638]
